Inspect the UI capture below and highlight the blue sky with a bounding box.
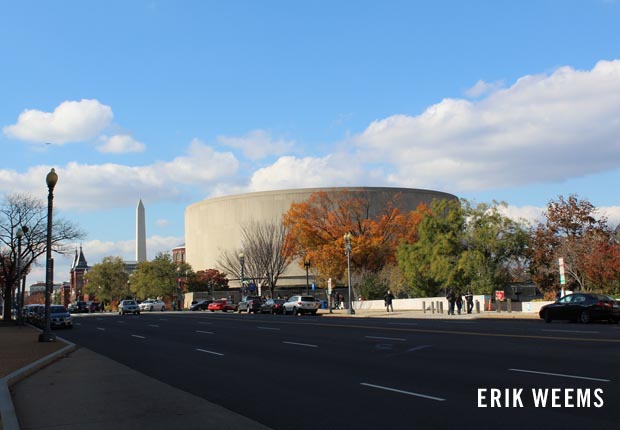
[1,0,619,284]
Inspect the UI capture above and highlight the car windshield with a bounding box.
[300,296,315,302]
[124,301,136,305]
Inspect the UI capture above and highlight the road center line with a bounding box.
[361,383,446,401]
[148,324,160,328]
[541,329,599,334]
[508,368,610,382]
[131,335,146,339]
[283,341,318,348]
[365,336,406,341]
[196,348,224,356]
[407,345,432,352]
[195,330,214,334]
[96,327,105,331]
[257,326,280,331]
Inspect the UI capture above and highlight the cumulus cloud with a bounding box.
[217,129,295,160]
[465,79,504,98]
[98,134,146,153]
[3,99,113,144]
[0,139,239,210]
[248,154,371,191]
[353,60,620,193]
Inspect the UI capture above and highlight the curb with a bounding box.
[0,336,76,430]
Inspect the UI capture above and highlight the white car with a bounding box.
[283,295,320,315]
[139,299,166,312]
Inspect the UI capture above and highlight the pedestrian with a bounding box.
[465,289,473,314]
[455,289,463,315]
[384,290,395,313]
[446,287,455,315]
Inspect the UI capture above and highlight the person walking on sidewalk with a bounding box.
[455,288,463,315]
[465,289,474,314]
[384,290,395,313]
[446,287,456,315]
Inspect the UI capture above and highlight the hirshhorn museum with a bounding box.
[185,187,458,290]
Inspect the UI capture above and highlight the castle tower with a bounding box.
[136,199,147,263]
[70,245,89,303]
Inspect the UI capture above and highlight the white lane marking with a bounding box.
[148,324,160,328]
[541,329,599,334]
[96,327,105,331]
[196,330,214,334]
[283,341,318,348]
[131,335,146,339]
[257,326,280,331]
[196,348,224,356]
[361,383,446,401]
[365,336,406,341]
[508,368,610,382]
[407,345,432,352]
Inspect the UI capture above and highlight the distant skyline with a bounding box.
[1,1,619,283]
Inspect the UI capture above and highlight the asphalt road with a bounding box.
[60,312,620,430]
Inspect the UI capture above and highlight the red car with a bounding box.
[208,299,237,312]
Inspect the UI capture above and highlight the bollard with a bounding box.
[431,302,435,314]
[496,300,501,313]
[423,301,426,314]
[475,300,480,314]
[439,301,444,314]
[507,298,512,313]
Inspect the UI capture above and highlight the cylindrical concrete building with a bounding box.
[185,187,458,288]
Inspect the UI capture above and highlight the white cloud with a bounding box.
[465,79,504,98]
[0,139,239,210]
[98,134,146,153]
[155,219,170,227]
[217,129,295,160]
[3,99,113,144]
[353,60,620,192]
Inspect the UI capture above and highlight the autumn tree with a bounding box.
[84,256,129,307]
[528,195,612,293]
[187,268,229,293]
[283,190,424,293]
[0,193,84,321]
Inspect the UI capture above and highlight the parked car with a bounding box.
[50,305,73,329]
[208,299,237,312]
[118,300,141,315]
[68,301,89,313]
[139,299,166,312]
[283,295,320,315]
[539,293,620,324]
[190,300,213,311]
[237,297,263,313]
[259,298,286,314]
[24,304,44,324]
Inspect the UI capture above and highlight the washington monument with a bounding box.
[136,199,147,262]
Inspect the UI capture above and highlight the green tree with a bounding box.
[130,253,192,301]
[84,256,129,306]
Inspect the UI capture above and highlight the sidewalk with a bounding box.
[0,310,538,429]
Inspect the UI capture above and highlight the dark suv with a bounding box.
[237,297,263,314]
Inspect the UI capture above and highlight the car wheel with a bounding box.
[161,307,165,311]
[543,310,552,323]
[293,307,299,316]
[271,309,275,315]
[150,306,154,311]
[579,310,591,324]
[311,310,317,316]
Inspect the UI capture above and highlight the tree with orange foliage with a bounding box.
[282,190,424,286]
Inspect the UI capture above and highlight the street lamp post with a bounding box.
[239,252,245,295]
[16,227,24,325]
[304,260,310,295]
[344,232,355,315]
[39,168,58,342]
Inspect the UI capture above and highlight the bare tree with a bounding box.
[217,219,292,298]
[0,193,84,321]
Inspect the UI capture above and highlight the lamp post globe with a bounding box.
[39,168,58,342]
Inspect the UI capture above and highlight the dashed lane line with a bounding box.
[196,348,224,356]
[131,335,146,339]
[282,341,318,348]
[361,383,446,401]
[508,368,610,382]
[196,330,214,334]
[365,335,406,341]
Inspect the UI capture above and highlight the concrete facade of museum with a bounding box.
[185,187,458,289]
